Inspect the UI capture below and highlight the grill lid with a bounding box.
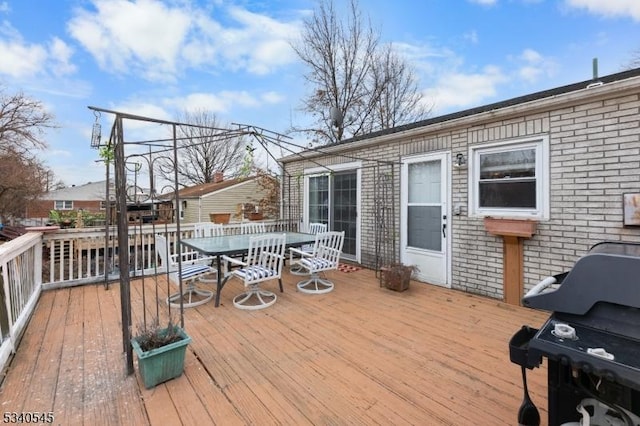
[523,241,640,315]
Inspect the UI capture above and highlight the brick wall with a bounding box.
[282,80,640,300]
[25,200,103,220]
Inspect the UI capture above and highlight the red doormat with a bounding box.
[338,263,361,273]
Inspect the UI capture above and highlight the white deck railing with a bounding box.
[0,219,298,374]
[0,232,43,373]
[40,219,298,289]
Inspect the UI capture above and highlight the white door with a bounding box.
[401,153,449,287]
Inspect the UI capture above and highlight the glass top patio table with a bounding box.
[181,232,316,307]
[181,232,316,257]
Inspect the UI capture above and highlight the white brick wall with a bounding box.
[281,80,640,301]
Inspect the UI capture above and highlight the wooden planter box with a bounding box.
[248,212,264,221]
[209,213,231,224]
[483,217,537,238]
[380,266,412,292]
[131,326,191,389]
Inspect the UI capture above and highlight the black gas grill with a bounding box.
[510,241,640,425]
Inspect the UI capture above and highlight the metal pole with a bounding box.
[172,123,185,330]
[114,115,134,375]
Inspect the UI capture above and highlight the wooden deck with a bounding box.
[0,267,551,425]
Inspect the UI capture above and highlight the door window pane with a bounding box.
[309,176,328,224]
[407,206,441,251]
[409,161,440,203]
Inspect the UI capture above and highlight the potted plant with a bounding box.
[209,212,231,224]
[130,317,192,389]
[380,263,418,292]
[248,206,263,221]
[48,210,75,228]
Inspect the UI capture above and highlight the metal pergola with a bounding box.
[88,106,292,374]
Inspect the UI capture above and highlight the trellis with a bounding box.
[374,163,396,282]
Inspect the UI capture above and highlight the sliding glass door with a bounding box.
[306,169,359,259]
[331,172,357,257]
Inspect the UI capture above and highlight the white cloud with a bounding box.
[0,22,76,79]
[67,0,302,82]
[391,40,505,112]
[0,37,47,77]
[165,89,283,115]
[463,30,479,44]
[424,66,508,112]
[565,0,640,21]
[514,48,558,83]
[67,0,191,82]
[261,91,284,104]
[49,37,76,76]
[169,92,235,113]
[0,2,9,13]
[468,0,498,5]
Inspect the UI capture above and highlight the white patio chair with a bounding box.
[289,222,328,275]
[155,234,216,308]
[289,231,345,294]
[240,222,266,234]
[192,222,224,280]
[193,222,224,238]
[221,233,286,310]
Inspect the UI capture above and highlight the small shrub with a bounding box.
[133,317,184,352]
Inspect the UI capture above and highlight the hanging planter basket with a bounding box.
[131,326,191,389]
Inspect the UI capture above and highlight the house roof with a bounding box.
[41,180,111,201]
[173,177,255,199]
[279,66,640,163]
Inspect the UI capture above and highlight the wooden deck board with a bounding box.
[54,287,85,425]
[0,267,551,425]
[26,288,69,415]
[0,289,56,412]
[98,283,149,426]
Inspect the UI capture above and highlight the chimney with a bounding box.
[214,171,224,183]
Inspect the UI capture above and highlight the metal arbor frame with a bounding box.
[87,106,290,375]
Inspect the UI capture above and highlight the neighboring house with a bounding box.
[174,175,277,224]
[279,67,640,304]
[25,180,112,223]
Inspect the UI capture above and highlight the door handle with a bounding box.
[442,223,447,238]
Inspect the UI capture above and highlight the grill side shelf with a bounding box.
[509,325,542,369]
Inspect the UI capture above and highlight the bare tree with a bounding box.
[291,0,428,144]
[291,0,377,143]
[622,48,640,70]
[0,87,56,222]
[369,44,431,130]
[158,110,246,187]
[0,149,49,222]
[0,87,56,155]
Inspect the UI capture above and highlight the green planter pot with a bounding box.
[131,326,192,389]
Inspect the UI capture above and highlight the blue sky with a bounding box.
[1,0,639,186]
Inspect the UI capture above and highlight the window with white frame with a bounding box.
[54,200,73,210]
[470,136,549,219]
